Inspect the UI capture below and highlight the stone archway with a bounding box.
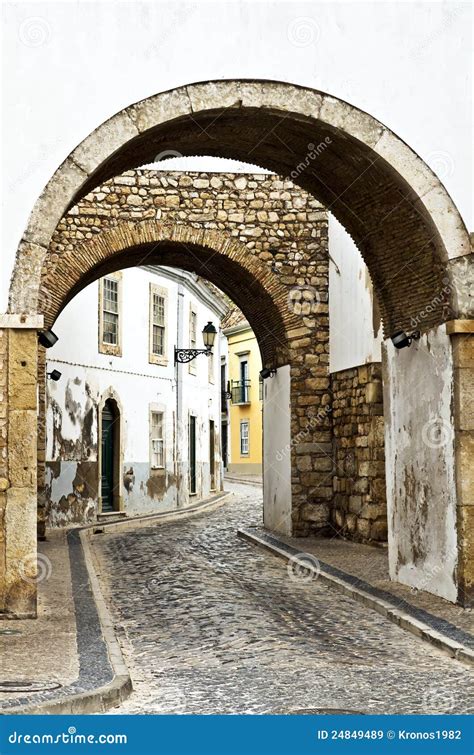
[2,79,473,615]
[8,80,471,325]
[39,222,298,369]
[37,219,318,535]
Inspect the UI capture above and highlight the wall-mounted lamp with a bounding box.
[391,330,421,350]
[260,367,277,380]
[47,369,61,381]
[38,329,58,349]
[174,321,217,364]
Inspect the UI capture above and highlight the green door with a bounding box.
[189,416,197,494]
[101,402,115,512]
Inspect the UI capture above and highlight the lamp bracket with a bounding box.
[174,347,212,364]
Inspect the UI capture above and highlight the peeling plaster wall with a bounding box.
[45,266,223,526]
[383,325,458,602]
[263,365,292,535]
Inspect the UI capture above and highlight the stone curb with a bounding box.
[2,492,230,714]
[224,476,263,487]
[237,527,474,668]
[88,490,231,536]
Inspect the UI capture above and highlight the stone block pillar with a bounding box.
[0,315,42,618]
[449,321,474,607]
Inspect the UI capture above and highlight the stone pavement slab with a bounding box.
[0,529,79,701]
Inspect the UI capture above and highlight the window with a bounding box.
[103,278,119,344]
[152,294,165,354]
[190,311,197,348]
[150,411,164,468]
[99,274,122,356]
[149,284,167,365]
[240,420,249,456]
[231,355,251,404]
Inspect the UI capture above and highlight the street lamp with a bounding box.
[174,321,217,364]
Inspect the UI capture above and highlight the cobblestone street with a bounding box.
[92,484,473,715]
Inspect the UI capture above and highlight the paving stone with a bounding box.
[92,483,474,715]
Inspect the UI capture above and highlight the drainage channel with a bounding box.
[0,681,62,694]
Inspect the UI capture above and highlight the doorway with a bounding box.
[101,398,120,512]
[209,419,216,490]
[189,415,197,495]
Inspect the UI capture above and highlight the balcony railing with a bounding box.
[231,380,251,405]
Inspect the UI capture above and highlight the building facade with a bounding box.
[44,265,227,526]
[222,310,263,476]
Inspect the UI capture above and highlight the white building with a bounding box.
[45,265,228,526]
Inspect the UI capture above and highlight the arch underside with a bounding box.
[41,239,293,367]
[73,107,451,334]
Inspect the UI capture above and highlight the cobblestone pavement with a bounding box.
[92,483,473,714]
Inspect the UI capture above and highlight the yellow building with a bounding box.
[222,309,262,476]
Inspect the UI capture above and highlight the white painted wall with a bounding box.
[2,0,472,320]
[383,325,458,602]
[46,265,225,523]
[329,215,383,373]
[263,365,292,535]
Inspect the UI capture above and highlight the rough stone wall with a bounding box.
[331,363,387,542]
[0,329,8,610]
[46,171,331,533]
[452,332,474,606]
[37,348,46,539]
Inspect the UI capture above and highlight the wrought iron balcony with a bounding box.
[231,380,251,405]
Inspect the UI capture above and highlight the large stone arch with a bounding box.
[8,79,471,332]
[39,221,298,368]
[2,80,473,616]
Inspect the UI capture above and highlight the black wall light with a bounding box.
[174,321,217,364]
[260,367,277,380]
[47,370,61,381]
[38,329,58,349]
[391,330,421,349]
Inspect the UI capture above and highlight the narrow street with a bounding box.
[92,483,473,715]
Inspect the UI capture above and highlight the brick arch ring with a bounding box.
[9,79,471,334]
[39,220,301,367]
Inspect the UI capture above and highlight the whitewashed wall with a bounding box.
[329,215,383,373]
[45,266,225,524]
[383,326,458,602]
[263,365,292,535]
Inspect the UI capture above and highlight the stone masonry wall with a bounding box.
[0,329,8,610]
[46,171,331,533]
[331,362,387,542]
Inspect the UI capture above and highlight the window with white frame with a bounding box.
[190,310,197,348]
[240,420,249,456]
[150,411,165,468]
[149,284,167,364]
[99,274,122,355]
